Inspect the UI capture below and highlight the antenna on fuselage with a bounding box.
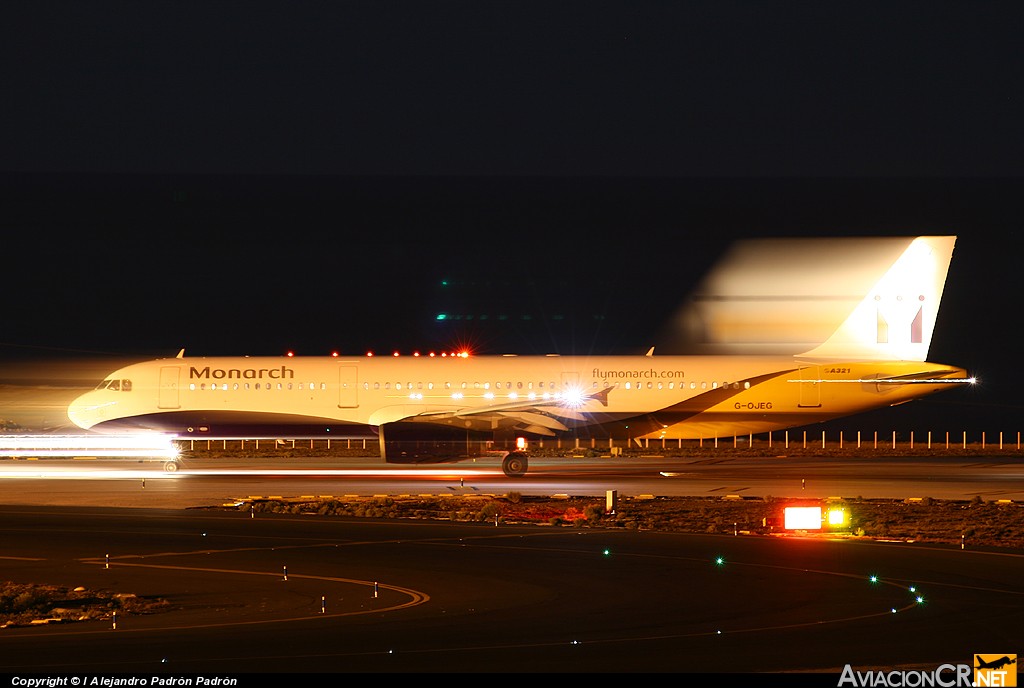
[646,347,655,357]
[176,348,185,358]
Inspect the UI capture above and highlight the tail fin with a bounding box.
[798,236,956,362]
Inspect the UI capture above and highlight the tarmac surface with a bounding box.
[0,502,1022,677]
[1,450,1022,678]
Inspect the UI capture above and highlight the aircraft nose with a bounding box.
[66,392,99,429]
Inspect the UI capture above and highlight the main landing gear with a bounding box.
[502,451,528,478]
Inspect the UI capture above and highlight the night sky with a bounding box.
[2,2,1023,433]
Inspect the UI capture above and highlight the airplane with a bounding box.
[975,656,1016,670]
[66,236,973,477]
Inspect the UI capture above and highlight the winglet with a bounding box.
[588,386,614,407]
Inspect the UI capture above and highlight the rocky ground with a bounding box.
[0,581,172,629]
[238,490,1024,549]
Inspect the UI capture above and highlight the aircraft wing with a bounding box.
[404,385,615,435]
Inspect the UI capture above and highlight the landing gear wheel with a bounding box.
[163,460,179,473]
[502,452,528,478]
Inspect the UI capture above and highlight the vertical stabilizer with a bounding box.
[798,236,956,361]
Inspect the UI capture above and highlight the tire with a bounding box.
[163,460,179,473]
[502,452,528,478]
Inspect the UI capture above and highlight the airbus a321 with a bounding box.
[67,236,973,477]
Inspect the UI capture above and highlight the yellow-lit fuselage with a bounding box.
[66,354,969,441]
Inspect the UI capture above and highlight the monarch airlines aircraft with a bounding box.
[67,236,972,476]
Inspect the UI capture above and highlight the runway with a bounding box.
[1,452,1022,677]
[1,453,1024,508]
[0,504,1021,675]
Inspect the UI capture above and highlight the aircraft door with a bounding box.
[158,366,181,409]
[338,366,358,408]
[798,365,821,408]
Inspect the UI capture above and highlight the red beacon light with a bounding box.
[366,351,374,357]
[286,351,295,357]
[330,352,340,358]
[392,351,400,357]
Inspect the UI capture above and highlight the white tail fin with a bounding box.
[798,236,956,362]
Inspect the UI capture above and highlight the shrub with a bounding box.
[479,502,502,521]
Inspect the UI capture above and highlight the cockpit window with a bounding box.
[95,378,131,392]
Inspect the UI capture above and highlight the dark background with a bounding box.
[2,2,1022,433]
